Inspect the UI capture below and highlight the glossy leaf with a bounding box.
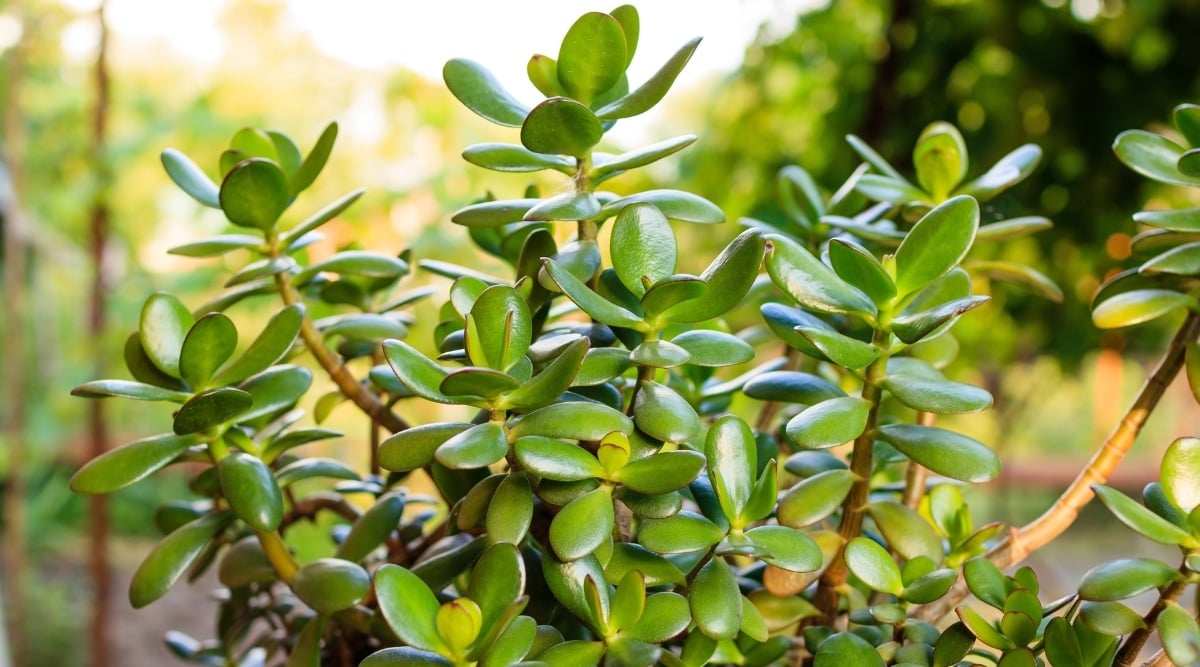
[452,199,539,228]
[591,135,695,183]
[855,174,928,204]
[845,537,903,595]
[786,397,871,449]
[633,381,700,443]
[813,633,884,667]
[777,469,854,528]
[706,415,755,522]
[274,457,359,487]
[828,239,895,305]
[379,422,471,472]
[974,216,1053,242]
[336,492,405,562]
[1162,436,1200,512]
[959,144,1042,200]
[220,158,290,230]
[868,501,943,564]
[542,552,608,630]
[1092,484,1196,547]
[611,203,676,296]
[664,230,764,323]
[211,305,302,386]
[550,487,614,561]
[624,592,689,644]
[1113,129,1200,187]
[1158,601,1200,666]
[509,401,632,441]
[71,380,190,403]
[179,313,238,389]
[376,564,448,653]
[444,58,530,127]
[218,452,283,531]
[557,12,626,105]
[615,450,705,494]
[1093,289,1195,329]
[883,375,992,414]
[691,557,740,640]
[521,97,603,159]
[629,339,690,368]
[503,338,589,409]
[435,421,508,470]
[294,250,407,285]
[71,433,196,494]
[637,511,725,554]
[969,260,1063,302]
[463,142,574,173]
[360,648,452,667]
[670,330,753,367]
[877,424,1000,483]
[743,370,844,404]
[467,285,531,372]
[237,365,312,423]
[794,326,877,369]
[173,388,253,435]
[596,37,700,120]
[383,340,456,403]
[514,436,604,482]
[523,192,601,222]
[129,511,234,608]
[168,234,261,257]
[161,148,220,208]
[913,122,967,200]
[286,617,327,667]
[293,558,370,614]
[1134,206,1200,232]
[891,295,989,344]
[543,258,645,329]
[1078,558,1180,601]
[486,473,534,545]
[747,526,821,573]
[1080,600,1146,636]
[600,189,724,225]
[140,292,194,378]
[765,234,875,316]
[894,195,979,297]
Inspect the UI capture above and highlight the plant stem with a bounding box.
[256,529,299,585]
[272,272,409,434]
[1141,649,1171,666]
[914,311,1200,623]
[1114,562,1191,666]
[901,412,935,509]
[815,328,891,621]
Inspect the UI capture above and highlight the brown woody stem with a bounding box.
[915,311,1200,623]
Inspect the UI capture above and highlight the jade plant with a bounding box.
[70,6,1200,667]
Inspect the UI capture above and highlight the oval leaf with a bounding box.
[877,424,1000,483]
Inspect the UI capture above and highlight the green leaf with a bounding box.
[794,326,878,369]
[179,313,238,389]
[71,380,191,403]
[877,424,1000,483]
[1135,206,1200,232]
[891,295,989,344]
[466,285,532,372]
[542,552,609,631]
[523,192,602,222]
[1142,242,1200,275]
[883,375,992,414]
[173,388,253,435]
[623,592,689,644]
[743,370,844,404]
[480,617,535,667]
[599,189,724,224]
[901,568,957,604]
[786,397,871,449]
[855,174,929,204]
[452,199,539,228]
[814,633,884,667]
[596,37,700,120]
[639,276,705,319]
[379,422,471,472]
[974,216,1054,242]
[521,97,603,159]
[765,234,876,316]
[1162,436,1200,513]
[463,142,575,174]
[967,260,1063,302]
[168,234,261,258]
[613,450,701,495]
[509,401,632,441]
[320,313,408,342]
[286,616,327,667]
[293,558,370,615]
[868,501,943,564]
[383,340,457,404]
[894,195,979,297]
[1043,618,1083,667]
[444,59,530,127]
[633,382,701,443]
[360,648,453,667]
[668,330,752,367]
[219,158,290,230]
[274,457,359,487]
[591,135,695,184]
[828,239,895,305]
[129,511,234,608]
[469,543,526,637]
[1158,601,1200,666]
[335,492,405,562]
[778,165,824,229]
[1078,558,1180,601]
[1092,484,1196,547]
[612,203,676,296]
[637,511,724,554]
[932,622,975,667]
[777,469,854,528]
[237,365,312,422]
[691,557,741,640]
[216,537,275,589]
[376,564,448,653]
[514,436,604,482]
[664,230,763,323]
[556,12,627,105]
[958,605,1014,650]
[218,452,283,531]
[958,144,1042,200]
[435,421,508,470]
[71,433,197,494]
[629,339,690,369]
[1113,129,1200,187]
[706,415,755,522]
[487,473,534,545]
[161,148,220,208]
[1092,289,1195,329]
[747,526,821,573]
[913,122,968,201]
[1080,600,1146,636]
[543,259,645,329]
[140,293,194,379]
[293,250,408,285]
[550,487,614,561]
[503,338,589,409]
[605,543,685,588]
[845,537,903,595]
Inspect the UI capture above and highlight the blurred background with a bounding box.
[2,0,1200,664]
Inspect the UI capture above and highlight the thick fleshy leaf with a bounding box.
[913,122,967,201]
[468,543,526,636]
[140,293,194,379]
[765,234,875,316]
[691,557,740,640]
[612,203,676,296]
[845,537,903,595]
[550,487,614,561]
[1043,618,1083,667]
[514,436,603,482]
[218,452,283,531]
[521,97,602,159]
[932,622,976,666]
[237,365,312,422]
[619,592,687,644]
[974,216,1053,242]
[794,327,877,369]
[637,511,724,554]
[293,558,370,614]
[1162,436,1200,512]
[633,382,701,443]
[1080,600,1146,636]
[293,250,407,285]
[664,230,764,323]
[958,605,1015,650]
[435,421,508,470]
[629,339,690,368]
[595,36,700,119]
[168,234,261,258]
[179,313,238,389]
[219,158,290,230]
[877,424,1000,483]
[463,143,574,173]
[891,295,989,344]
[523,192,601,222]
[487,473,534,544]
[1134,206,1200,232]
[444,58,530,127]
[383,340,458,404]
[335,492,405,562]
[1158,601,1200,666]
[670,330,753,367]
[968,260,1063,302]
[379,423,471,472]
[777,469,854,528]
[901,568,957,604]
[1092,484,1196,547]
[285,616,327,667]
[1141,241,1200,275]
[162,148,220,208]
[616,450,704,495]
[883,375,992,414]
[543,258,645,329]
[452,199,539,228]
[786,397,870,449]
[556,12,626,105]
[274,457,359,487]
[129,511,234,608]
[855,174,928,204]
[466,285,531,372]
[1092,289,1195,329]
[746,526,821,573]
[962,557,1007,609]
[542,552,609,630]
[705,415,754,522]
[1078,558,1180,601]
[959,144,1042,200]
[828,239,895,305]
[599,189,724,225]
[173,388,253,435]
[480,615,536,667]
[1113,129,1200,187]
[868,501,943,564]
[605,543,685,588]
[743,370,844,404]
[71,380,190,403]
[591,135,695,184]
[71,433,197,494]
[509,401,632,441]
[211,305,302,386]
[639,276,705,319]
[813,633,884,667]
[894,195,979,297]
[503,338,588,409]
[376,564,448,653]
[360,648,453,667]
